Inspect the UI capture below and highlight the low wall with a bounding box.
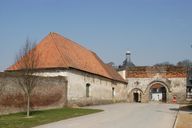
[0,73,67,115]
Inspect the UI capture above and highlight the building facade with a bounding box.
[36,68,127,106]
[118,66,187,103]
[0,32,190,115]
[0,32,127,114]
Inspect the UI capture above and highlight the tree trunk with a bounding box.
[27,95,30,117]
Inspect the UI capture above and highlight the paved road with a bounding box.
[34,103,179,128]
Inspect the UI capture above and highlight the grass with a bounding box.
[0,108,103,128]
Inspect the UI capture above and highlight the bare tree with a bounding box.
[177,59,192,67]
[154,61,174,66]
[14,39,40,117]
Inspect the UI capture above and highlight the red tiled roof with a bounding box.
[7,32,126,83]
[126,66,187,78]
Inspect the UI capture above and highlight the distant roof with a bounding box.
[7,32,126,83]
[118,59,135,71]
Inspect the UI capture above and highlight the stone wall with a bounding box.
[127,77,186,103]
[118,66,187,103]
[0,73,67,115]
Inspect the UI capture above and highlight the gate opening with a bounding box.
[132,89,142,103]
[150,83,167,102]
[133,93,139,102]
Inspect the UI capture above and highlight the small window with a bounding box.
[112,87,115,97]
[86,83,90,97]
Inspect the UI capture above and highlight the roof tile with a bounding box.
[7,32,126,83]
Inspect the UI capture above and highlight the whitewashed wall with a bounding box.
[66,69,127,105]
[37,69,127,106]
[118,70,126,79]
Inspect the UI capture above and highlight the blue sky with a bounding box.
[0,0,192,71]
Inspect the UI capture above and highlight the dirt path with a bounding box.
[176,105,192,128]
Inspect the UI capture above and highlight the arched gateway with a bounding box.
[146,81,170,103]
[120,66,187,103]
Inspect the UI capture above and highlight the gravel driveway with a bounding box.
[34,103,179,128]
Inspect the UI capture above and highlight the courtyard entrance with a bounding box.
[150,83,167,102]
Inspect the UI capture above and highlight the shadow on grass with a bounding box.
[179,104,192,112]
[8,108,69,117]
[169,108,179,111]
[14,110,45,117]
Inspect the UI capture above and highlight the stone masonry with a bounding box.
[118,66,187,103]
[0,73,67,115]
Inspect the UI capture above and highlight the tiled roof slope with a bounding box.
[7,32,126,83]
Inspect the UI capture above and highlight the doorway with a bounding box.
[133,92,139,102]
[131,88,142,103]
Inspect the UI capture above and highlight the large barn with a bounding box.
[0,32,127,114]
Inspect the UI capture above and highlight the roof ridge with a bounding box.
[50,33,69,67]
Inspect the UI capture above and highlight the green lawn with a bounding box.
[0,108,103,128]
